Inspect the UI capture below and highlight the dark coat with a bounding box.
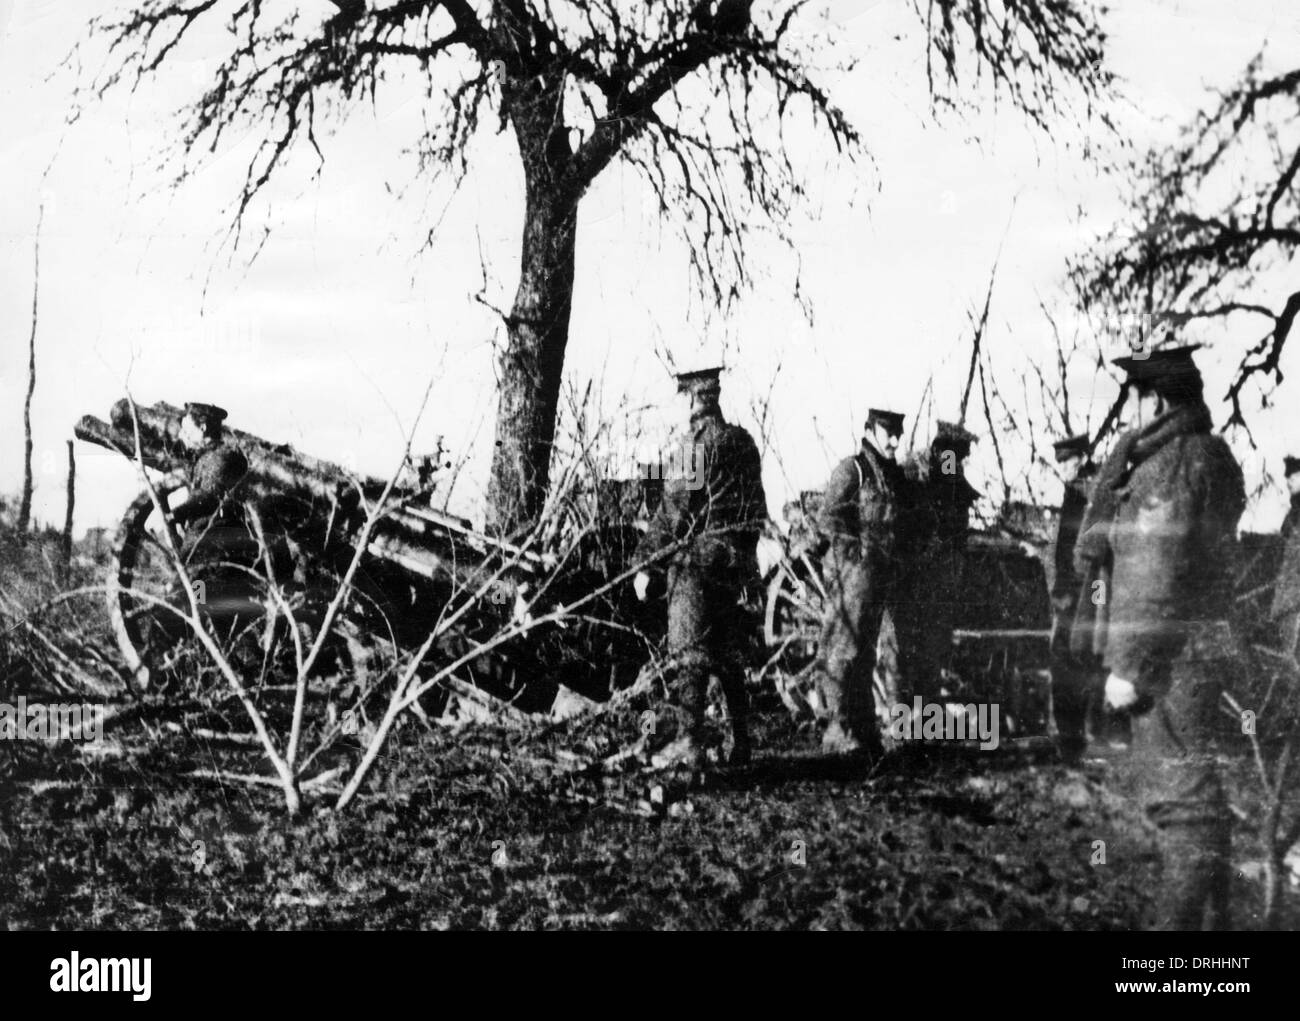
[1072,403,1244,699]
[1050,464,1095,616]
[173,442,249,525]
[902,450,979,553]
[815,442,903,561]
[1068,432,1137,661]
[637,411,767,575]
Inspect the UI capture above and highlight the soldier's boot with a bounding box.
[716,664,752,766]
[649,734,708,771]
[817,615,883,757]
[820,654,884,758]
[1051,657,1093,762]
[647,700,708,771]
[819,673,884,758]
[649,652,710,772]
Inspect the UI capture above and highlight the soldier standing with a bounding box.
[633,368,768,770]
[897,421,980,701]
[1269,455,1300,661]
[926,421,981,551]
[810,409,906,756]
[1076,345,1245,930]
[1048,432,1101,760]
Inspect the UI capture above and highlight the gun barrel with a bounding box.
[73,414,180,473]
[79,398,555,586]
[87,398,384,508]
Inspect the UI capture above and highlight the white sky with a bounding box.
[3,0,1300,536]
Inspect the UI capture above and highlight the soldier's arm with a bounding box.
[815,457,860,548]
[1051,486,1085,606]
[1072,436,1134,575]
[172,448,249,524]
[636,437,698,564]
[1107,438,1244,696]
[736,430,768,538]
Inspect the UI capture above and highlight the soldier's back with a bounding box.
[191,442,249,499]
[693,416,766,535]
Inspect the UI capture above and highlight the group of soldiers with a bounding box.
[629,366,981,768]
[629,344,1272,931]
[166,343,1277,930]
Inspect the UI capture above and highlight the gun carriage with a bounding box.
[75,400,568,704]
[762,491,1055,737]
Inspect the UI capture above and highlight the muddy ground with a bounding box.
[1,689,1290,931]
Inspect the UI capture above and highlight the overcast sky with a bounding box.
[3,0,1299,536]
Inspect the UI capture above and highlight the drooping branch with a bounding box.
[918,0,1112,131]
[80,0,1109,307]
[1076,53,1300,430]
[77,1,1116,529]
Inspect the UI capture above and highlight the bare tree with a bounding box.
[1075,54,1300,431]
[17,203,42,534]
[80,0,1109,533]
[61,440,75,573]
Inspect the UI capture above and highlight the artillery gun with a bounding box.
[75,399,555,696]
[762,492,1054,739]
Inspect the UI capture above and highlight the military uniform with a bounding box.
[169,404,255,595]
[172,444,250,527]
[169,403,248,527]
[813,412,906,753]
[1074,347,1246,930]
[1047,434,1102,756]
[637,369,767,763]
[896,421,979,701]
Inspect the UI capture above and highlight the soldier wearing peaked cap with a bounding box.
[1047,431,1103,760]
[156,402,260,646]
[633,367,768,771]
[1270,455,1300,660]
[865,408,905,435]
[895,420,981,702]
[1053,433,1091,462]
[928,421,980,545]
[936,419,978,450]
[1072,343,1246,929]
[171,402,249,528]
[809,409,909,756]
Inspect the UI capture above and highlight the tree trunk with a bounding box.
[1263,846,1284,930]
[61,440,75,573]
[18,205,42,533]
[485,181,579,535]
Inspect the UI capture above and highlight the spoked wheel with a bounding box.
[108,490,283,692]
[762,552,906,731]
[763,556,825,717]
[108,490,391,698]
[763,555,826,669]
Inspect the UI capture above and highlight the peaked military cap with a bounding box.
[184,402,229,425]
[675,366,724,395]
[865,408,905,436]
[1053,432,1091,462]
[933,420,977,454]
[1284,455,1300,478]
[1111,343,1202,385]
